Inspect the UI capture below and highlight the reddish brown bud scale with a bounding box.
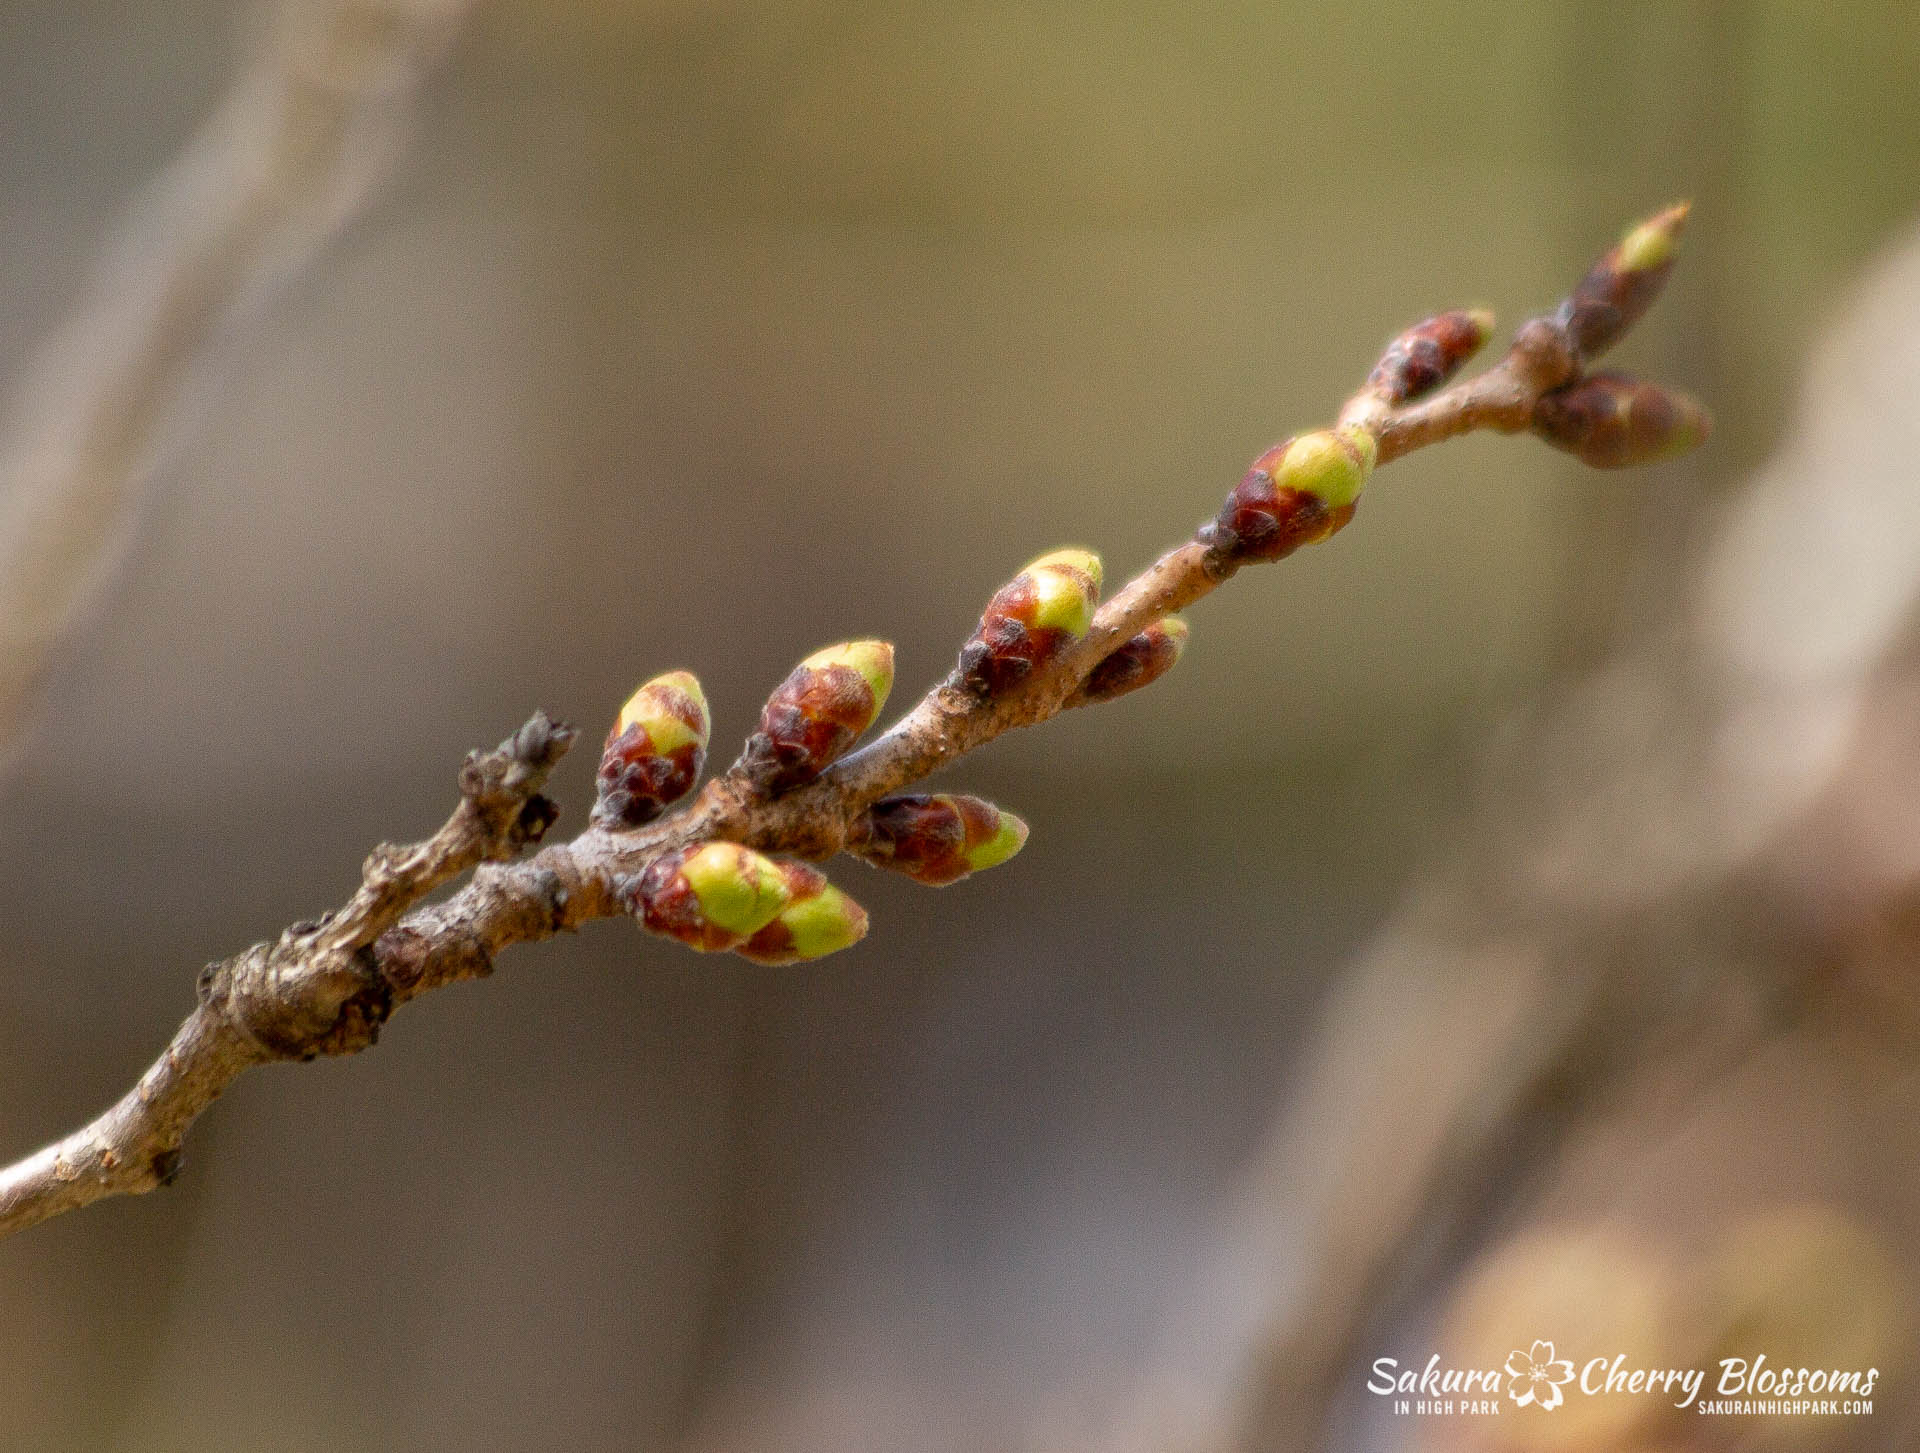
[740,641,893,793]
[959,575,1055,695]
[851,794,961,884]
[593,670,709,829]
[1531,371,1712,468]
[1074,616,1189,707]
[746,668,874,787]
[1205,472,1348,564]
[850,793,1028,886]
[618,842,792,952]
[1556,202,1689,361]
[958,549,1102,697]
[1366,308,1495,404]
[1201,429,1373,565]
[621,858,724,950]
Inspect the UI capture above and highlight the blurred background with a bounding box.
[1,1,1917,1449]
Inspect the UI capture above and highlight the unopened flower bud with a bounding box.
[1531,371,1711,468]
[735,861,869,965]
[1366,309,1495,404]
[739,640,894,793]
[592,670,710,829]
[1556,202,1689,360]
[849,793,1029,886]
[1073,616,1189,707]
[1203,427,1375,564]
[619,841,791,951]
[958,548,1103,696]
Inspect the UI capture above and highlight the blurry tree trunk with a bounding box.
[0,0,469,757]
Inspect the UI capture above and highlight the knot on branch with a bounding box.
[199,940,393,1061]
[1505,316,1581,399]
[460,709,575,857]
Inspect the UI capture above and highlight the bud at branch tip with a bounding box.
[1532,371,1711,468]
[1557,201,1690,361]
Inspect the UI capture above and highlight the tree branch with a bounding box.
[0,205,1708,1240]
[0,709,566,1236]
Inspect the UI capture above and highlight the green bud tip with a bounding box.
[962,807,1029,873]
[799,639,895,709]
[615,669,709,753]
[1273,428,1375,510]
[1465,307,1498,344]
[1157,616,1191,656]
[774,882,870,960]
[1617,201,1690,274]
[1023,548,1103,638]
[680,842,791,937]
[1026,546,1104,593]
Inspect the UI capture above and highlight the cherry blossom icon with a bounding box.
[1505,1340,1575,1410]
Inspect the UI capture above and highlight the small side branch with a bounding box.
[0,713,570,1238]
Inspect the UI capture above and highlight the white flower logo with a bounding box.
[1506,1340,1576,1411]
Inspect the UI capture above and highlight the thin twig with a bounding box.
[0,710,566,1236]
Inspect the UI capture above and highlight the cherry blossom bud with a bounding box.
[1531,371,1711,468]
[958,548,1103,696]
[1073,617,1189,707]
[592,670,709,829]
[849,793,1029,886]
[1557,202,1689,360]
[739,640,894,793]
[1203,426,1375,564]
[1366,308,1495,404]
[734,861,869,965]
[619,842,792,951]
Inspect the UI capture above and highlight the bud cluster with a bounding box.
[588,205,1710,981]
[593,670,710,830]
[958,548,1103,697]
[849,793,1028,886]
[618,841,867,963]
[739,641,894,793]
[1202,426,1375,565]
